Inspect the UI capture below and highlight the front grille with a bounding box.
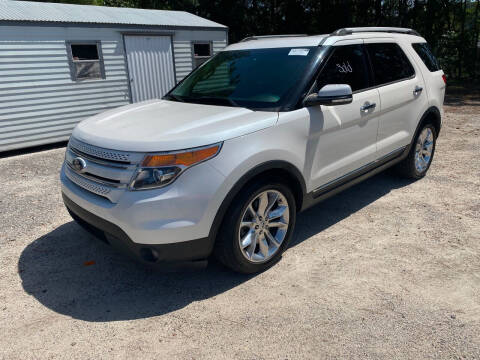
[65,165,112,197]
[84,172,121,184]
[65,138,144,203]
[69,137,132,163]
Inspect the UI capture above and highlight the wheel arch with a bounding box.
[419,106,441,136]
[405,106,442,155]
[207,160,306,246]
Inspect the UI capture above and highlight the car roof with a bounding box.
[225,28,426,51]
[226,35,329,50]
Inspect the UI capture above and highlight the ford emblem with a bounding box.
[72,157,87,172]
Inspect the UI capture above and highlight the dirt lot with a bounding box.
[1,92,479,359]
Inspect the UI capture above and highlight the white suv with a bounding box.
[61,27,446,273]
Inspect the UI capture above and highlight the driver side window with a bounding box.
[316,44,371,93]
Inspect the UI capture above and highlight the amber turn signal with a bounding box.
[141,144,220,167]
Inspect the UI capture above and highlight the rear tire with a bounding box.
[395,123,437,179]
[214,178,296,274]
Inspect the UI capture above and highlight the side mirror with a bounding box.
[304,84,353,107]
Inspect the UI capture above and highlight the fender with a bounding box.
[404,106,441,156]
[417,106,441,136]
[206,160,306,249]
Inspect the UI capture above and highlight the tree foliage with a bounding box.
[35,0,480,80]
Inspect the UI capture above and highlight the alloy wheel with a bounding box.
[414,127,434,173]
[238,190,290,263]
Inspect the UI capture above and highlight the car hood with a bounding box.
[72,100,278,152]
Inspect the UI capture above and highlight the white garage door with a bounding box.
[124,35,176,103]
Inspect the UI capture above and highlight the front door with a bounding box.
[124,35,176,103]
[306,41,380,191]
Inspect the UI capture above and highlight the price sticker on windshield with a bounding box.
[288,48,310,56]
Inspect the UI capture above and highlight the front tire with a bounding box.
[214,178,297,274]
[395,123,437,179]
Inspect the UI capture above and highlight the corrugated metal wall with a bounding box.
[0,26,130,151]
[213,39,227,55]
[173,40,193,82]
[173,38,227,83]
[0,25,227,152]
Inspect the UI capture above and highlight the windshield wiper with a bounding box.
[164,94,185,102]
[189,96,241,108]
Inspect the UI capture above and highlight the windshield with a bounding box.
[165,47,318,111]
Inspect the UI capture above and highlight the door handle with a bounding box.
[360,102,376,112]
[413,86,423,96]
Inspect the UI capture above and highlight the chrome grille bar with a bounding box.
[69,137,144,164]
[65,137,144,203]
[69,147,129,169]
[65,163,125,188]
[64,165,112,197]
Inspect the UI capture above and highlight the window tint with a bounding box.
[192,62,230,93]
[193,43,212,68]
[169,47,317,110]
[367,43,415,86]
[316,44,370,92]
[412,43,440,72]
[67,42,104,81]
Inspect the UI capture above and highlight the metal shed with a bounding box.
[0,0,228,151]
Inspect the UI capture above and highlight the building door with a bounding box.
[124,35,176,103]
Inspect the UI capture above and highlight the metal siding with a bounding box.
[124,35,176,103]
[0,25,228,151]
[173,40,193,82]
[0,26,130,151]
[212,39,227,54]
[173,39,227,83]
[0,0,227,29]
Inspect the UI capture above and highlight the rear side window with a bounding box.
[412,43,440,72]
[366,43,415,86]
[316,44,371,92]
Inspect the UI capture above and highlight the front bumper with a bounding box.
[60,158,228,264]
[63,193,211,264]
[61,160,226,241]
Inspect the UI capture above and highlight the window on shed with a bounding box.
[193,42,212,68]
[67,42,105,81]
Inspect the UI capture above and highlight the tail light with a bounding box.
[442,74,447,85]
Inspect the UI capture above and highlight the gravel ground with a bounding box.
[0,93,479,359]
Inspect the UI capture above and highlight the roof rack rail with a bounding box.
[331,27,420,37]
[240,34,308,42]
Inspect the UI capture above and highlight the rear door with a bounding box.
[365,40,428,157]
[410,42,446,113]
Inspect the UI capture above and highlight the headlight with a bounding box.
[129,143,222,190]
